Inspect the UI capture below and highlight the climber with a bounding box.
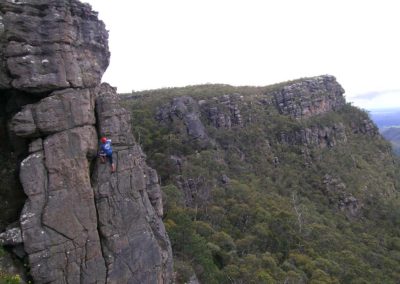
[99,137,116,172]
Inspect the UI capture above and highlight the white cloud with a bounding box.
[85,0,400,109]
[349,90,400,110]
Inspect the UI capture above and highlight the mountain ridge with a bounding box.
[122,75,400,283]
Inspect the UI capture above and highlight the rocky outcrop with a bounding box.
[92,84,173,283]
[272,75,346,119]
[157,96,211,147]
[322,174,361,217]
[207,94,243,128]
[10,88,96,137]
[1,0,173,283]
[0,0,109,92]
[19,124,107,283]
[351,119,378,136]
[156,94,245,150]
[0,225,22,246]
[280,123,347,148]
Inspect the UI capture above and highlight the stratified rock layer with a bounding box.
[0,0,109,92]
[273,75,346,118]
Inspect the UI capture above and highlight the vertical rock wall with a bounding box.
[93,84,172,283]
[0,0,173,283]
[272,75,346,118]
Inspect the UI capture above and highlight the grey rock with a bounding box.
[95,83,135,146]
[8,106,38,138]
[20,126,106,283]
[280,123,347,148]
[28,138,42,153]
[207,95,243,128]
[0,226,22,246]
[339,194,361,217]
[157,96,210,147]
[221,174,230,184]
[188,274,200,284]
[272,75,346,119]
[3,1,173,283]
[208,106,232,128]
[10,88,96,137]
[93,85,173,283]
[0,0,109,92]
[351,119,378,136]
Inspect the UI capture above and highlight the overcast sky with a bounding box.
[84,0,400,110]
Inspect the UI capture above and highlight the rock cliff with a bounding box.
[0,0,173,283]
[153,75,350,150]
[272,75,346,119]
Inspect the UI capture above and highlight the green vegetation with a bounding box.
[0,273,21,284]
[0,247,21,284]
[123,84,400,283]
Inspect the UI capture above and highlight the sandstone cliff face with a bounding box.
[272,75,346,119]
[0,0,109,92]
[155,75,349,150]
[92,84,172,284]
[0,0,173,283]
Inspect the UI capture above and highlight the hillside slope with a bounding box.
[122,75,400,283]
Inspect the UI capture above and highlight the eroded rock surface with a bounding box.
[10,88,96,137]
[93,84,173,284]
[1,0,173,283]
[0,0,109,92]
[20,126,106,283]
[280,123,347,148]
[157,96,210,147]
[272,75,346,118]
[207,94,243,128]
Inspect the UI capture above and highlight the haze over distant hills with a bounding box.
[368,108,400,128]
[369,108,400,154]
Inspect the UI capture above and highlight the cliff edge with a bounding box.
[0,0,173,283]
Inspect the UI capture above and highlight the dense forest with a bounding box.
[122,78,400,283]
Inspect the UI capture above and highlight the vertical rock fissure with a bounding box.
[0,94,26,231]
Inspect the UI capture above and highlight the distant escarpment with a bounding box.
[123,77,399,283]
[0,1,173,283]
